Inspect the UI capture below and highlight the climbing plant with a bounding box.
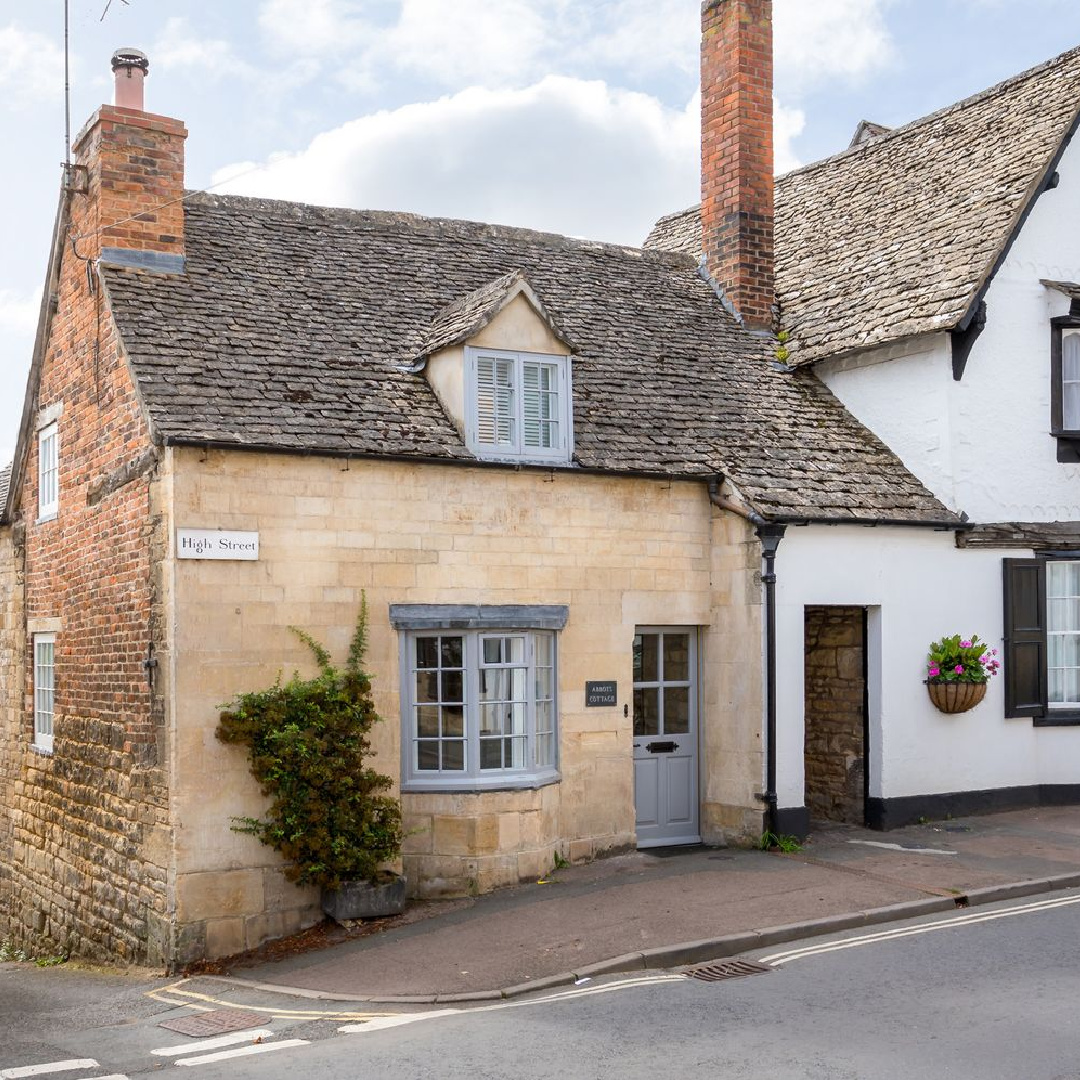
[216,597,402,890]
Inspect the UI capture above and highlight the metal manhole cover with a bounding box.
[159,1008,266,1036]
[683,959,772,982]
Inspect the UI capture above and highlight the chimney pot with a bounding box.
[111,47,149,111]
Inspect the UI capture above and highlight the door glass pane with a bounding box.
[664,687,690,734]
[663,634,690,682]
[634,634,658,683]
[634,687,659,736]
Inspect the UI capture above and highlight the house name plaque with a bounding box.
[585,681,618,707]
[177,529,260,561]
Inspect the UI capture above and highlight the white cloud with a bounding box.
[0,25,65,111]
[774,100,805,174]
[152,17,251,78]
[774,0,896,94]
[258,0,370,57]
[213,76,699,246]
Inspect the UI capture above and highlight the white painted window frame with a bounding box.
[464,347,572,464]
[400,628,559,791]
[37,422,59,522]
[33,633,56,753]
[1047,559,1080,710]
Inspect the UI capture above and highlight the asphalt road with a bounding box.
[3,891,1080,1079]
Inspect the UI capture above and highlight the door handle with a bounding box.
[646,740,677,754]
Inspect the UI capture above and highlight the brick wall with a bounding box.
[0,105,185,966]
[700,0,775,330]
[803,606,865,824]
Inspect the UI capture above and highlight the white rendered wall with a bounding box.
[817,133,1080,522]
[774,525,1080,810]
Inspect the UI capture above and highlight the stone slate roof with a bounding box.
[102,192,954,523]
[412,269,575,362]
[645,46,1080,366]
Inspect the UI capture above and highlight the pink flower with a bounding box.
[960,640,972,649]
[954,664,964,674]
[929,666,940,678]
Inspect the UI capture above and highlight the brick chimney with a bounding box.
[700,0,774,332]
[70,48,187,262]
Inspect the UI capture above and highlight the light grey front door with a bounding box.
[633,627,700,848]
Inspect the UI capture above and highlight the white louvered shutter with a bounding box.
[475,355,516,448]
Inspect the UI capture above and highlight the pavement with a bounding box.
[214,805,1080,1004]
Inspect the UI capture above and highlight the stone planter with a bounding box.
[926,680,987,714]
[321,874,407,922]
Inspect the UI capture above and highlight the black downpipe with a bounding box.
[756,524,786,834]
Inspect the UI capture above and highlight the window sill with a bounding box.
[31,742,54,756]
[1052,433,1080,463]
[402,771,560,795]
[1034,712,1080,727]
[468,449,574,468]
[35,512,58,525]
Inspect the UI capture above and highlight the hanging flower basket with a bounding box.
[924,633,999,714]
[926,680,987,714]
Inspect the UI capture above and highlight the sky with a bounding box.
[2,0,1080,466]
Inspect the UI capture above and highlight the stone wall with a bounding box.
[167,448,763,954]
[0,522,24,927]
[803,606,865,825]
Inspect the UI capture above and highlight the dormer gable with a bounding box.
[416,272,576,465]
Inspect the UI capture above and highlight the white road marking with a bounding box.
[93,1075,130,1079]
[847,840,957,856]
[174,1040,310,1067]
[151,1030,275,1056]
[760,892,1080,966]
[337,973,685,1034]
[1,1062,99,1079]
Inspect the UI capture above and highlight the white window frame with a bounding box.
[464,347,572,464]
[400,628,559,791]
[37,422,59,521]
[1047,560,1080,710]
[1062,329,1080,434]
[33,633,56,753]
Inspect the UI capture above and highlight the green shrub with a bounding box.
[216,598,402,890]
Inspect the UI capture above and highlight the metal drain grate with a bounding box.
[159,1009,266,1036]
[683,959,773,982]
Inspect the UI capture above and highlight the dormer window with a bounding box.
[465,348,572,463]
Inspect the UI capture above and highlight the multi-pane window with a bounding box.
[38,422,58,519]
[1062,331,1080,432]
[33,633,55,752]
[632,631,693,737]
[467,348,571,462]
[1047,561,1080,709]
[404,630,558,788]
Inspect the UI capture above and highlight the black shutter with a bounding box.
[1003,559,1047,718]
